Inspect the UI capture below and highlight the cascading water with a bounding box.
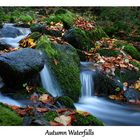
[75,62,140,126]
[40,64,61,97]
[0,24,30,107]
[80,70,94,97]
[0,23,31,48]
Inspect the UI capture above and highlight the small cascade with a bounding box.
[0,93,22,106]
[80,70,94,97]
[0,23,31,47]
[40,64,61,97]
[80,62,96,98]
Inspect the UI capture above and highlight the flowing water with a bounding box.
[0,24,30,107]
[0,93,22,106]
[0,23,31,47]
[75,62,140,126]
[0,25,140,126]
[40,64,61,97]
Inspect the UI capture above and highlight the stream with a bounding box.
[0,24,140,126]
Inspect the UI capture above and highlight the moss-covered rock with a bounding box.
[44,111,58,122]
[0,103,23,126]
[72,113,104,126]
[116,42,140,61]
[29,32,42,41]
[115,68,140,84]
[37,35,81,102]
[63,28,93,51]
[123,44,140,61]
[56,96,76,109]
[45,9,76,29]
[98,49,121,57]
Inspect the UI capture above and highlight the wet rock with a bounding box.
[56,96,76,109]
[0,25,22,38]
[0,41,13,50]
[63,28,92,50]
[124,88,140,101]
[0,48,45,88]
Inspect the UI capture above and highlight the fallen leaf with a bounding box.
[54,115,71,126]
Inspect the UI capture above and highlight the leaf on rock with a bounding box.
[54,115,71,126]
[39,94,54,104]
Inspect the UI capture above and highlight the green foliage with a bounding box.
[56,96,76,109]
[98,49,121,57]
[44,111,58,122]
[37,35,81,102]
[0,103,23,126]
[72,113,104,126]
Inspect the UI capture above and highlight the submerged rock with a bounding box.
[0,48,45,88]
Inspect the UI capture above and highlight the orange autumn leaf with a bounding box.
[36,107,49,113]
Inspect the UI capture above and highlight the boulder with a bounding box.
[0,41,13,50]
[63,28,92,51]
[0,48,45,88]
[124,88,140,101]
[37,35,81,102]
[0,25,22,38]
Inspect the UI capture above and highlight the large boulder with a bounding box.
[0,25,22,38]
[0,48,45,88]
[37,35,81,102]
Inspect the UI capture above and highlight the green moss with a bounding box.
[116,42,140,60]
[123,44,140,60]
[87,26,108,41]
[36,87,47,94]
[0,103,23,126]
[45,9,76,29]
[64,28,93,51]
[56,96,76,109]
[98,49,121,57]
[29,32,42,41]
[115,69,140,84]
[19,15,33,23]
[37,35,81,102]
[44,111,58,122]
[130,61,140,70]
[72,113,104,126]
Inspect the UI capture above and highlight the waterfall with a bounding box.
[80,70,94,97]
[40,64,61,97]
[80,62,96,97]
